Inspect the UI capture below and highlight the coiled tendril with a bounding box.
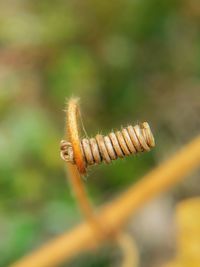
[61,122,155,170]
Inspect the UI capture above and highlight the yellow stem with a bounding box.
[11,136,200,267]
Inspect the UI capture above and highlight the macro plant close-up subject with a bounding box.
[0,1,200,267]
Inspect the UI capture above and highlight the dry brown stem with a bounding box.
[67,98,86,174]
[66,98,134,267]
[66,98,107,237]
[11,135,200,267]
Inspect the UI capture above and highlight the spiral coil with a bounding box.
[61,122,155,168]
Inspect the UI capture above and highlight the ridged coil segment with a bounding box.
[61,122,155,166]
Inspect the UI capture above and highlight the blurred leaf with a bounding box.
[164,198,200,267]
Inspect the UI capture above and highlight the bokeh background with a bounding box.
[0,1,200,266]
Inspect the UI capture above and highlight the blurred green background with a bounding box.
[0,1,200,266]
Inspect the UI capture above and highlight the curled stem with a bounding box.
[66,98,108,237]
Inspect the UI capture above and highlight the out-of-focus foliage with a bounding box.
[0,0,200,266]
[164,198,200,267]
